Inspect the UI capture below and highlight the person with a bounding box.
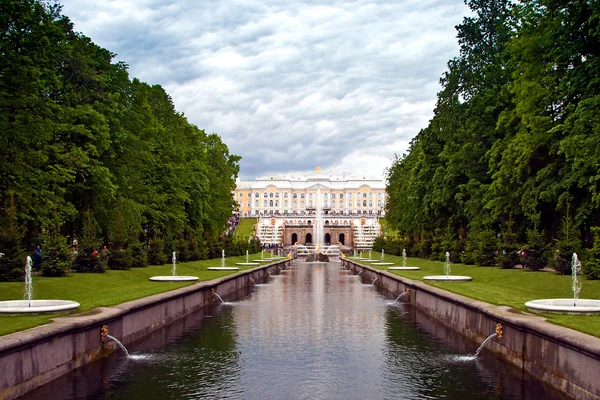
[33,245,43,270]
[91,249,98,257]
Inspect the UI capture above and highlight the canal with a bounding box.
[23,262,567,399]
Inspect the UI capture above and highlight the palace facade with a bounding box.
[233,169,387,218]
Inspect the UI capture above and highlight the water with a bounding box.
[222,249,226,268]
[25,256,33,307]
[213,292,225,303]
[402,248,407,268]
[445,251,451,277]
[473,333,498,358]
[572,253,582,307]
[171,251,177,277]
[106,334,130,357]
[381,249,385,262]
[246,250,249,263]
[23,263,568,400]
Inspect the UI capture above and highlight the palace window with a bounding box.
[264,192,268,197]
[348,193,352,198]
[247,201,251,207]
[308,200,313,207]
[263,200,267,207]
[269,193,274,198]
[324,193,328,199]
[332,201,336,208]
[284,200,288,207]
[270,200,274,206]
[301,200,305,207]
[378,193,382,199]
[378,200,382,207]
[284,192,288,198]
[239,193,243,197]
[340,200,344,208]
[255,200,259,207]
[293,193,297,198]
[363,193,367,198]
[275,201,279,207]
[369,193,372,199]
[363,200,367,206]
[369,200,372,207]
[301,193,305,199]
[275,192,279,198]
[308,193,313,199]
[255,192,259,197]
[331,193,335,199]
[357,201,361,207]
[324,201,328,208]
[339,194,343,199]
[293,200,297,208]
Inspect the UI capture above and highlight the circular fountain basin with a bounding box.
[387,266,420,271]
[359,259,378,263]
[424,275,472,282]
[207,267,240,271]
[0,300,80,314]
[149,276,199,282]
[253,259,274,263]
[235,262,260,266]
[370,262,395,266]
[524,299,600,315]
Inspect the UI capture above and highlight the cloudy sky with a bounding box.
[59,0,469,181]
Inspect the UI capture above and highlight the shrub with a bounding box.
[147,237,167,265]
[40,225,71,277]
[496,219,520,269]
[583,227,600,280]
[553,214,581,275]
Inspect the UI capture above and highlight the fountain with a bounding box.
[359,249,378,263]
[525,253,600,314]
[388,249,420,271]
[236,250,260,266]
[0,256,80,314]
[253,249,274,263]
[208,250,240,271]
[150,252,199,281]
[106,334,130,356]
[424,252,472,282]
[370,249,395,266]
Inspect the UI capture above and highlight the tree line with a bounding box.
[0,0,259,280]
[384,0,600,278]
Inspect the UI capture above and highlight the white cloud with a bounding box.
[59,0,469,181]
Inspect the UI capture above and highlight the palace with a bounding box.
[233,168,387,249]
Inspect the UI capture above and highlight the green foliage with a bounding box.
[583,228,600,280]
[147,237,167,265]
[0,198,25,281]
[129,231,148,268]
[525,224,548,271]
[496,218,520,269]
[40,221,71,277]
[0,1,240,270]
[554,212,581,275]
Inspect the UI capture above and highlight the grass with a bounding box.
[359,253,600,338]
[234,218,257,239]
[0,253,263,336]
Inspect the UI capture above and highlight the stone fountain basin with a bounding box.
[149,276,199,282]
[235,262,260,266]
[207,267,240,271]
[369,262,395,266]
[424,275,472,282]
[253,259,274,262]
[0,300,80,314]
[388,266,420,271]
[524,299,600,315]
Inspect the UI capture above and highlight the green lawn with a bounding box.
[359,253,600,338]
[234,218,257,239]
[0,253,262,336]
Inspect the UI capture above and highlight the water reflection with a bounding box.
[24,262,568,400]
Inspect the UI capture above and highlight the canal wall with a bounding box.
[0,260,290,400]
[342,259,600,400]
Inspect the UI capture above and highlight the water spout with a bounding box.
[25,256,33,307]
[572,253,582,307]
[249,276,256,284]
[473,333,497,357]
[444,252,451,277]
[356,271,362,277]
[106,334,130,356]
[213,292,225,303]
[372,277,378,285]
[393,291,409,303]
[222,249,225,269]
[171,252,177,277]
[402,249,407,268]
